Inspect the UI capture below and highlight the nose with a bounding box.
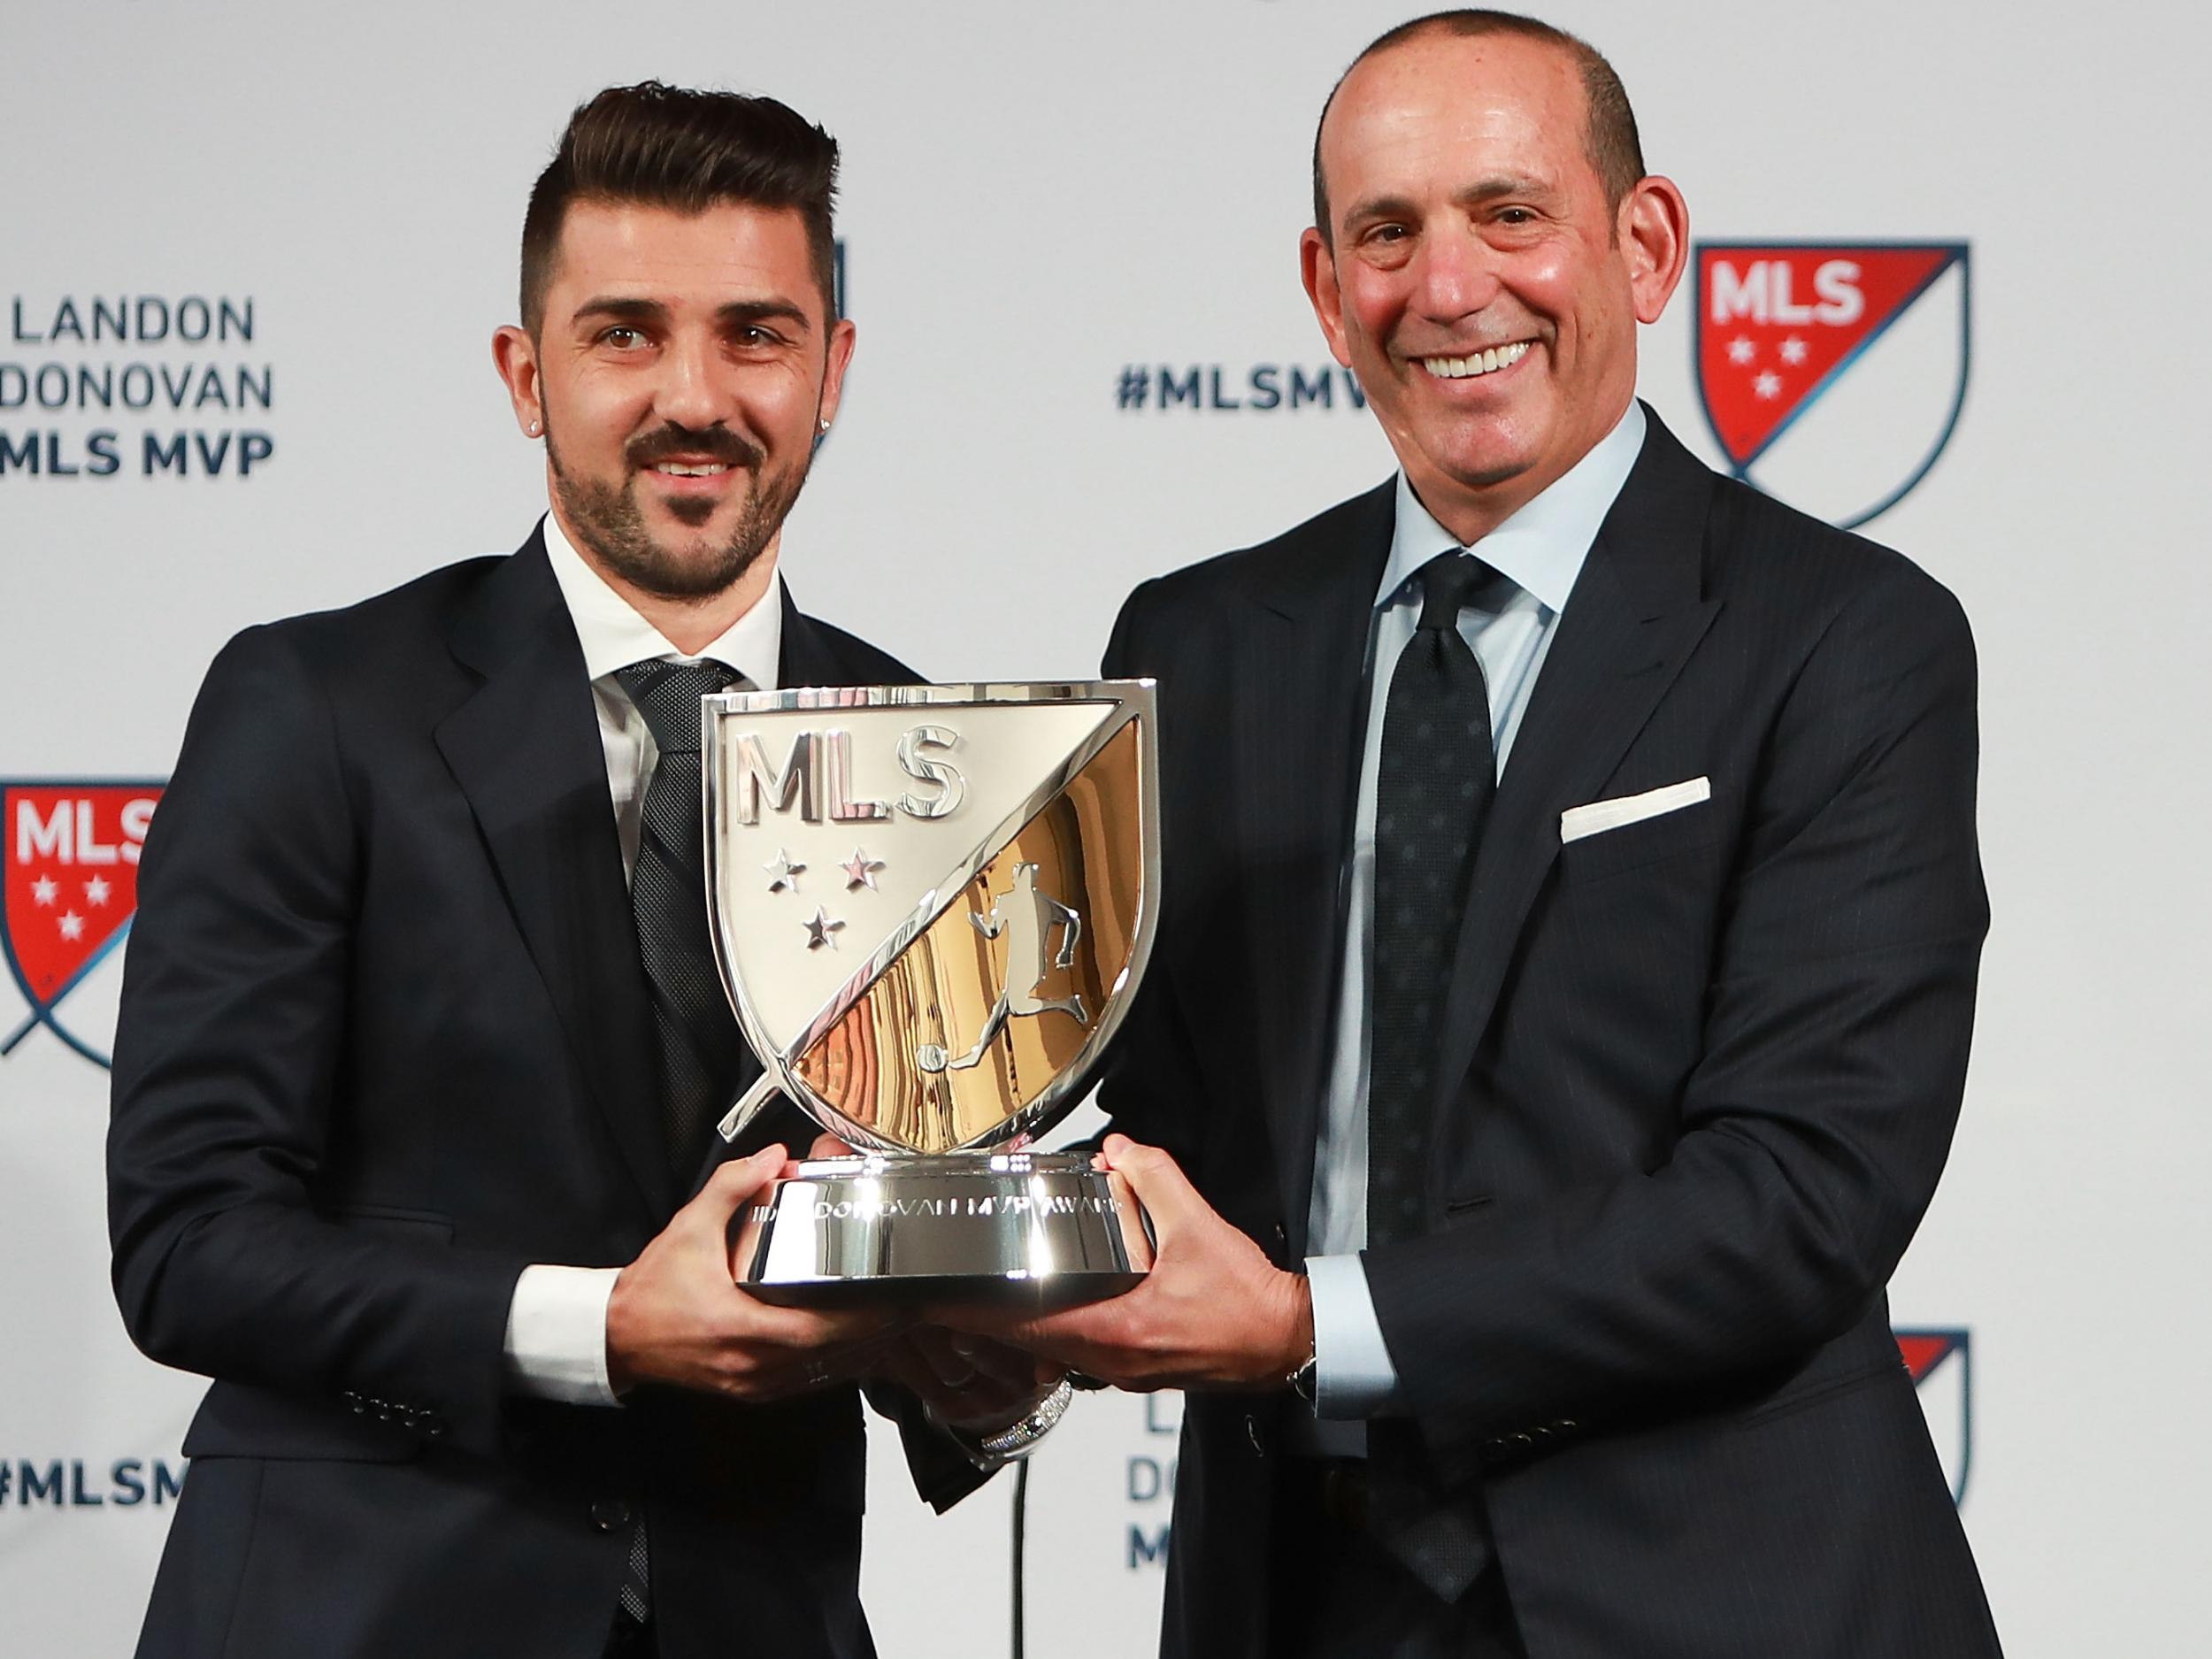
[651,328,737,434]
[1409,225,1502,323]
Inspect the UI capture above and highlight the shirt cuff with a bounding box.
[502,1264,622,1407]
[1304,1253,1401,1418]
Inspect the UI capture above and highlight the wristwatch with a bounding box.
[959,1377,1076,1471]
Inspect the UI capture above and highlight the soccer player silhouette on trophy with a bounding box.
[920,862,1087,1074]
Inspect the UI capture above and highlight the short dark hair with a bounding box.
[1311,10,1646,241]
[520,81,840,334]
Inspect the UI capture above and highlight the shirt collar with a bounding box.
[540,510,784,690]
[1380,399,1647,615]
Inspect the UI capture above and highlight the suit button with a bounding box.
[1555,1419,1578,1432]
[591,1500,632,1532]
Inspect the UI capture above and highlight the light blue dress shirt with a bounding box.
[1302,403,1647,1439]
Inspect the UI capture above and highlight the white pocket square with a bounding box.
[1559,777,1711,845]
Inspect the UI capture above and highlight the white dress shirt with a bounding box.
[500,511,784,1407]
[1302,403,1647,1443]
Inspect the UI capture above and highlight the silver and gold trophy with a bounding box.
[703,682,1158,1308]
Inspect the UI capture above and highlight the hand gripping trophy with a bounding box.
[703,682,1158,1307]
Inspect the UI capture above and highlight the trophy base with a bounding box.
[732,1151,1153,1309]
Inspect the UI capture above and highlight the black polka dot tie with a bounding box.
[1360,551,1502,1599]
[1367,552,1495,1248]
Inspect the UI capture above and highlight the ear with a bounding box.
[491,325,544,437]
[817,316,857,429]
[1300,227,1355,369]
[1617,174,1690,326]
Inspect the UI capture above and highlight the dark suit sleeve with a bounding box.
[857,1383,996,1512]
[1363,570,1986,1440]
[108,626,526,1457]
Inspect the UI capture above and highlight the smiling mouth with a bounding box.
[1417,342,1533,380]
[650,461,732,478]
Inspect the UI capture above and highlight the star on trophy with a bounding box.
[703,681,1158,1307]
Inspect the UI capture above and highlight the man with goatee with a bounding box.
[110,81,1048,1659]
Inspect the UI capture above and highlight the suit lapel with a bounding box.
[1236,484,1394,1251]
[435,532,672,1217]
[1431,413,1724,1110]
[773,586,849,692]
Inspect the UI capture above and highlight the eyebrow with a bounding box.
[570,296,814,335]
[572,296,667,330]
[716,298,812,335]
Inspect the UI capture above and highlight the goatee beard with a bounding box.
[548,420,812,602]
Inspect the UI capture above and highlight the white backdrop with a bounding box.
[4,2,2208,1654]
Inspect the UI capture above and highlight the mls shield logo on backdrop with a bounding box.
[3,781,163,1068]
[1695,243,1970,528]
[1896,1326,1973,1506]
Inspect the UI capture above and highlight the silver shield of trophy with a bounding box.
[703,681,1159,1307]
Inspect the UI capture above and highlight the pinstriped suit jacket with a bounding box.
[1098,409,2003,1659]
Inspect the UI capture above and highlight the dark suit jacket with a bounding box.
[1098,411,2002,1659]
[108,530,979,1659]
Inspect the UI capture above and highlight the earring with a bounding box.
[526,419,542,436]
[818,418,831,434]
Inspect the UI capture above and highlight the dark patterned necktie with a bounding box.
[610,657,755,1630]
[614,658,758,1183]
[1363,552,1502,1606]
[1367,550,1496,1248]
